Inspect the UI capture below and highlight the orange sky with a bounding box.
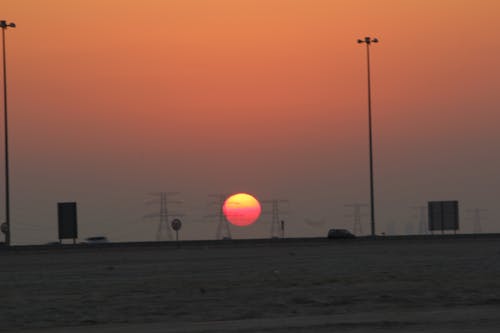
[2,0,500,243]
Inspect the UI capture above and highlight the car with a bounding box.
[82,236,109,244]
[327,229,356,239]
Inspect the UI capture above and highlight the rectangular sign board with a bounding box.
[428,201,459,231]
[58,202,78,240]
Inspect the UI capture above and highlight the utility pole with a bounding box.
[1,20,16,246]
[357,36,379,237]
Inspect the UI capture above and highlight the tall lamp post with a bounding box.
[357,36,378,238]
[1,20,16,246]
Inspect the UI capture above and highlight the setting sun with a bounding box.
[223,193,261,227]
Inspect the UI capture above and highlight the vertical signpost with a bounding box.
[171,218,182,243]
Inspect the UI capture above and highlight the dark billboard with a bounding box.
[428,201,459,232]
[58,202,78,240]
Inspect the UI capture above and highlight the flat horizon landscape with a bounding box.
[1,236,500,332]
[2,2,500,331]
[2,1,500,245]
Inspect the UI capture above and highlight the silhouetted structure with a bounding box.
[171,218,182,242]
[345,203,367,235]
[1,20,16,246]
[428,201,459,234]
[262,199,289,238]
[466,208,487,234]
[58,202,77,244]
[144,192,183,241]
[357,36,379,237]
[207,194,232,240]
[411,206,428,235]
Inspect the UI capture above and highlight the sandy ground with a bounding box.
[1,237,500,332]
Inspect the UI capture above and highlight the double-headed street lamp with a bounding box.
[1,20,16,246]
[357,36,378,237]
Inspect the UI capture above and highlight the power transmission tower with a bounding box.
[344,203,367,235]
[466,208,487,234]
[207,194,232,240]
[262,199,289,238]
[411,206,428,234]
[144,192,183,241]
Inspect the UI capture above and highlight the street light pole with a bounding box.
[357,36,378,238]
[1,20,16,246]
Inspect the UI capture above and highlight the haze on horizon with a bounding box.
[2,0,499,244]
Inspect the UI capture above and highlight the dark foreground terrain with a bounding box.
[1,236,500,332]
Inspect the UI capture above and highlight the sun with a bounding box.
[223,193,261,227]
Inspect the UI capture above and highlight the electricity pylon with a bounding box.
[411,205,428,234]
[466,208,487,234]
[207,194,232,240]
[144,192,183,241]
[262,199,289,238]
[344,203,367,235]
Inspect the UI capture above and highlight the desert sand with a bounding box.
[1,236,500,332]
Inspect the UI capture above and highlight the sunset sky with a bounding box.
[2,0,500,244]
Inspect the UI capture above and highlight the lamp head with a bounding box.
[357,36,379,45]
[0,21,16,29]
